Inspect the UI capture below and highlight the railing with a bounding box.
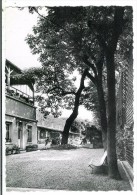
[5,85,34,106]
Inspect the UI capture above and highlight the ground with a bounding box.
[6,148,131,191]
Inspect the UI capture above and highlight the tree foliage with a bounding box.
[25,6,133,178]
[10,65,77,117]
[25,6,107,136]
[71,119,85,133]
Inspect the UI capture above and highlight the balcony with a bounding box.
[5,86,34,106]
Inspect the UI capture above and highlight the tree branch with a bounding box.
[61,91,76,96]
[86,71,97,86]
[88,20,108,52]
[78,68,89,91]
[32,7,73,39]
[47,86,76,96]
[88,7,125,54]
[109,7,125,52]
[82,54,97,77]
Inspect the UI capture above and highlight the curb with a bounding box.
[118,160,133,190]
[6,187,64,192]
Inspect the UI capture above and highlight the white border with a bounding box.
[4,0,137,7]
[2,1,137,195]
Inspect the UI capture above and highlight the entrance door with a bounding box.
[18,122,23,148]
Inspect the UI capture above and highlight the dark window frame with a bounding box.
[27,125,32,142]
[6,123,11,142]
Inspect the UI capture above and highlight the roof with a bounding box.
[37,125,63,133]
[36,109,66,132]
[6,59,22,74]
[36,110,83,135]
[6,59,34,91]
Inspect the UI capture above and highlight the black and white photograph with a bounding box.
[2,0,137,194]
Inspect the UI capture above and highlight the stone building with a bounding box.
[5,60,37,150]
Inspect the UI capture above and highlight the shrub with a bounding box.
[51,138,60,145]
[6,145,20,155]
[12,145,20,154]
[51,144,77,150]
[26,144,38,152]
[6,147,11,155]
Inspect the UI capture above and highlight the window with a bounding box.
[40,130,46,139]
[18,122,22,139]
[27,126,32,142]
[6,123,11,142]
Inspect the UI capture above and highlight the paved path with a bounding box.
[6,148,131,191]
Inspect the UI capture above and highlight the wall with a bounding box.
[5,96,37,150]
[37,127,62,144]
[5,115,37,150]
[6,96,36,120]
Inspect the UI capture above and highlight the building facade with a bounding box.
[5,60,37,150]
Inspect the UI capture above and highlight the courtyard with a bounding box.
[6,148,131,191]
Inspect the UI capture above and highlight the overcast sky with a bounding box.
[5,7,94,121]
[5,7,41,69]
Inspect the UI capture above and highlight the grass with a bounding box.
[6,148,131,191]
[41,144,78,150]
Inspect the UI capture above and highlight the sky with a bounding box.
[5,7,94,121]
[5,7,41,69]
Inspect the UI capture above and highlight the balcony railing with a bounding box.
[5,85,34,106]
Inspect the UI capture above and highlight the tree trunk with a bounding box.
[61,111,78,144]
[61,68,88,144]
[97,81,107,151]
[84,56,108,151]
[106,51,121,179]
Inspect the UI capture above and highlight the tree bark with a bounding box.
[96,72,107,151]
[85,58,107,151]
[106,51,121,179]
[87,7,124,178]
[61,68,88,144]
[105,7,124,179]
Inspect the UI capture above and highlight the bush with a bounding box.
[12,145,20,154]
[51,144,77,150]
[6,145,20,155]
[6,147,11,155]
[26,144,38,152]
[51,138,60,145]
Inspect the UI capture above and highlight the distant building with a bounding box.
[5,59,37,150]
[36,109,81,145]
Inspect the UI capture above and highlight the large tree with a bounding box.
[11,62,90,144]
[88,6,133,178]
[26,6,108,149]
[61,68,89,144]
[25,6,133,178]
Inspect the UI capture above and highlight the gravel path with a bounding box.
[6,148,131,191]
